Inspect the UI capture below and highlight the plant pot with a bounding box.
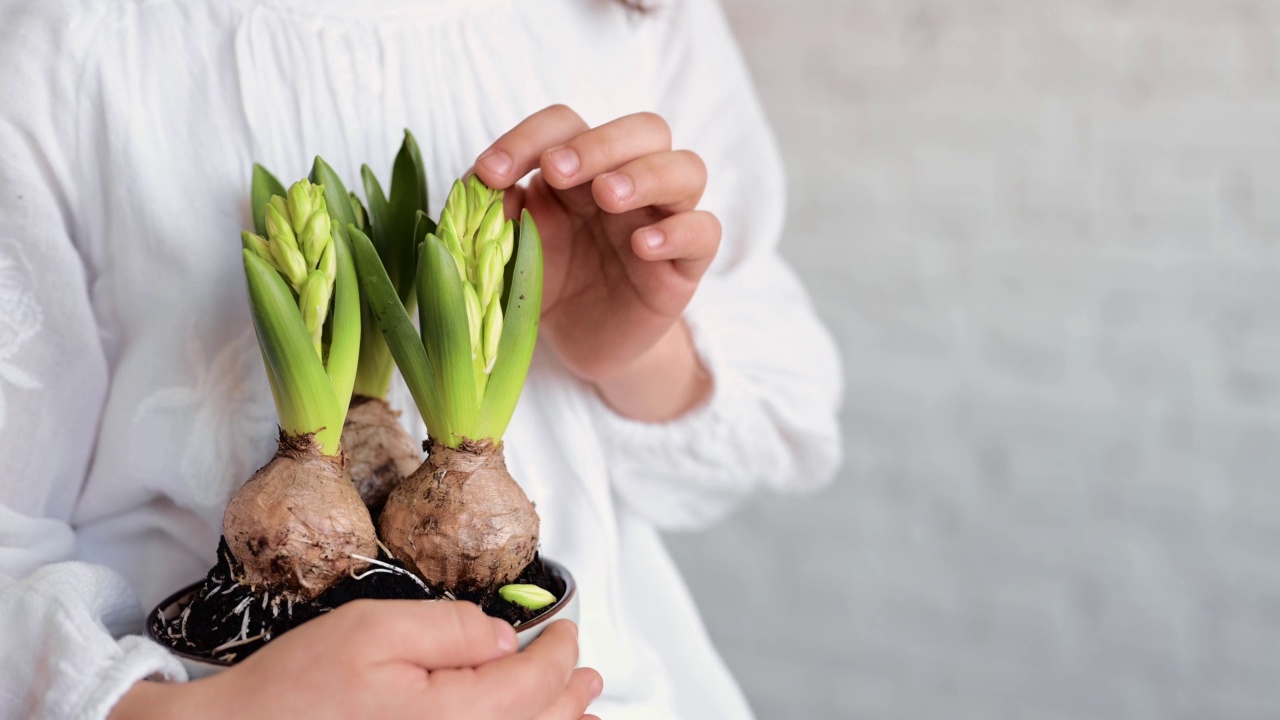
[145,558,579,679]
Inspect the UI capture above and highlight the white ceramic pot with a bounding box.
[146,558,579,679]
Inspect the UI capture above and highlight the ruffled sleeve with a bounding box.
[588,0,843,531]
[0,3,185,718]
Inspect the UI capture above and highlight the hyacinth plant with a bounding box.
[350,175,544,592]
[222,158,377,599]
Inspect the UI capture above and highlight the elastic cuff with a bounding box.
[585,309,782,530]
[587,309,759,459]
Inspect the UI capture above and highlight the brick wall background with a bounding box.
[666,2,1280,718]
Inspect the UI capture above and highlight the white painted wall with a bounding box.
[667,2,1280,718]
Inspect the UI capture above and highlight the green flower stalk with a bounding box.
[351,174,544,591]
[221,162,376,600]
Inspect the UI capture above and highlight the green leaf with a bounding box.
[388,132,430,307]
[417,235,480,446]
[477,210,543,441]
[360,164,392,263]
[243,250,343,454]
[498,584,556,611]
[324,225,361,419]
[251,164,286,237]
[402,130,430,216]
[348,225,445,436]
[411,210,439,307]
[309,156,357,230]
[348,192,368,233]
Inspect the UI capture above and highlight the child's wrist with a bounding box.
[110,681,169,720]
[110,679,210,720]
[593,320,712,423]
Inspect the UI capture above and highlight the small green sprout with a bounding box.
[498,584,556,611]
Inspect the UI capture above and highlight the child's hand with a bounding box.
[473,105,719,421]
[111,600,602,720]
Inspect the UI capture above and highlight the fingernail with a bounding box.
[637,227,665,250]
[601,172,634,201]
[546,147,580,178]
[589,674,604,700]
[479,148,513,176]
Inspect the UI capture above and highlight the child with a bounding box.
[0,0,842,717]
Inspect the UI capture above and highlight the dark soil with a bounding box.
[151,538,563,665]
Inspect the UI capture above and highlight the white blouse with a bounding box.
[0,0,842,717]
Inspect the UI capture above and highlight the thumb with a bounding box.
[353,600,518,669]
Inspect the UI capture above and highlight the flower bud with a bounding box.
[286,180,315,227]
[298,269,333,356]
[267,225,308,292]
[498,219,515,264]
[482,296,502,374]
[476,201,504,252]
[444,179,468,231]
[463,280,483,357]
[438,212,459,247]
[467,175,494,232]
[268,195,288,222]
[467,173,492,208]
[300,210,331,269]
[477,240,503,313]
[438,222,462,260]
[265,203,296,249]
[241,231,274,266]
[319,238,337,286]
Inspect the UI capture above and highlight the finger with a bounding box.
[474,105,589,189]
[530,668,604,720]
[539,112,672,190]
[631,210,722,278]
[349,600,517,669]
[456,620,581,718]
[592,150,707,215]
